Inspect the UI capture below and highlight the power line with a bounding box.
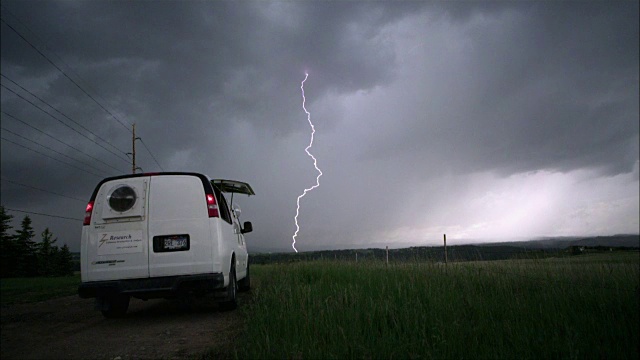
[1,111,125,173]
[0,136,103,178]
[1,127,111,176]
[0,17,132,132]
[0,83,130,164]
[139,138,165,171]
[1,14,165,173]
[3,207,82,222]
[1,74,130,161]
[0,5,128,130]
[1,178,86,202]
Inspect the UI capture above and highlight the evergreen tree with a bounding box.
[14,215,38,277]
[56,243,74,276]
[0,205,13,238]
[50,246,61,275]
[0,206,17,277]
[38,228,58,276]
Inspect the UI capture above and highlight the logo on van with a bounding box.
[92,260,125,265]
[96,231,143,256]
[99,234,109,248]
[99,233,133,247]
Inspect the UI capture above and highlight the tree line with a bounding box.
[250,241,638,265]
[249,245,571,265]
[1,206,74,278]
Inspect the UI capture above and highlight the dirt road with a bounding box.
[1,293,249,360]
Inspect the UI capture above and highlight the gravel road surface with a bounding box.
[1,294,248,360]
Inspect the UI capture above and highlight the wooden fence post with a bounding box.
[386,246,389,266]
[444,234,448,268]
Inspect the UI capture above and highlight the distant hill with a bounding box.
[248,245,292,254]
[568,235,639,248]
[249,234,639,255]
[482,234,639,249]
[248,234,639,264]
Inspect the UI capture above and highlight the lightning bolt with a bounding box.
[292,73,322,253]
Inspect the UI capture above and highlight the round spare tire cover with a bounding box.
[109,185,137,212]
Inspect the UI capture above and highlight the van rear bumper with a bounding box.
[78,273,225,299]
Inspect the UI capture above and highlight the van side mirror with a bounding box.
[241,221,253,234]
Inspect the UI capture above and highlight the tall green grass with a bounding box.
[0,274,80,305]
[238,253,639,359]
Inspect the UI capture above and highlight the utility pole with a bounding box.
[132,123,136,173]
[131,124,141,174]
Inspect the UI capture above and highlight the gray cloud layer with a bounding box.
[1,1,638,251]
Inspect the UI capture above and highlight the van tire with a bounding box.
[101,295,130,318]
[219,264,237,311]
[238,263,250,292]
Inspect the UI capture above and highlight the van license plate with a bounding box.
[165,237,187,249]
[153,235,190,252]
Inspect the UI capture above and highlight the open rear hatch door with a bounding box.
[212,179,255,196]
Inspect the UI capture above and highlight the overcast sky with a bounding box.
[1,1,638,253]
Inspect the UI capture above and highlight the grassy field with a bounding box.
[237,252,639,359]
[0,274,80,306]
[2,253,637,358]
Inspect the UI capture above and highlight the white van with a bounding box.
[78,172,254,317]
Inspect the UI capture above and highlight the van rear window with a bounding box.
[212,186,232,224]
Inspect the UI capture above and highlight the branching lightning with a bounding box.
[292,73,322,253]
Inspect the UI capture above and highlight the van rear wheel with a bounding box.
[219,264,237,311]
[100,295,130,318]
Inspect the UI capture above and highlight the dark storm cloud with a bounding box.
[1,0,433,195]
[363,1,639,177]
[1,0,429,248]
[2,1,425,128]
[1,1,638,251]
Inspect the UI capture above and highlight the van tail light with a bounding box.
[83,201,94,225]
[206,194,219,218]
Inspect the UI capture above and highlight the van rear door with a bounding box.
[148,174,215,277]
[212,179,254,279]
[85,176,150,281]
